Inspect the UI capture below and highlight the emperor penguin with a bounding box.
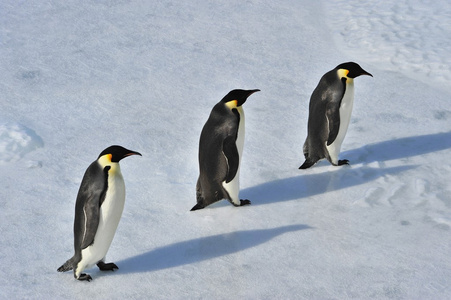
[57,145,141,281]
[191,89,260,211]
[299,62,372,169]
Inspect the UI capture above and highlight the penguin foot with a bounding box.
[77,273,92,282]
[239,199,251,206]
[338,159,350,166]
[97,261,118,271]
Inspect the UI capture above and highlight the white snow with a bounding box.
[1,0,450,299]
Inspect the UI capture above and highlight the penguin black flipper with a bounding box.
[74,163,109,250]
[326,78,347,146]
[223,108,240,183]
[223,135,239,183]
[326,101,341,146]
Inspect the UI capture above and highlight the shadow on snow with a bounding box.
[115,224,311,274]
[242,165,416,206]
[110,133,448,274]
[342,131,451,163]
[243,131,451,206]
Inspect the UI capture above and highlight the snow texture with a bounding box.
[0,0,450,299]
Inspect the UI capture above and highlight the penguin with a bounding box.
[191,89,260,211]
[299,62,372,169]
[57,145,141,281]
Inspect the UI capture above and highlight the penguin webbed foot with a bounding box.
[239,199,251,206]
[77,273,92,282]
[338,159,350,166]
[97,261,118,272]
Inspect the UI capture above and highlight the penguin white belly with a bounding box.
[222,107,245,205]
[77,166,125,275]
[326,82,354,164]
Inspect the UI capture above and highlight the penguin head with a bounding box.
[335,62,373,79]
[221,89,260,108]
[98,145,142,163]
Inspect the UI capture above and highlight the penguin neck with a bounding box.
[337,69,352,82]
[224,103,245,153]
[342,80,354,107]
[97,155,122,176]
[236,106,245,155]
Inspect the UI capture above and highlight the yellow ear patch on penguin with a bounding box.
[338,69,350,79]
[98,153,113,167]
[225,100,238,109]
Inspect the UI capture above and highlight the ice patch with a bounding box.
[0,122,44,164]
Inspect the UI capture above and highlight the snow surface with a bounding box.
[1,0,450,299]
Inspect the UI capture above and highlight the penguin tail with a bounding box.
[299,158,316,169]
[57,257,74,272]
[192,184,206,211]
[190,203,205,211]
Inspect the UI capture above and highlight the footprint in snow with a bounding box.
[363,187,385,207]
[0,122,44,165]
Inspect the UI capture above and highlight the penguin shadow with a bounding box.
[341,131,451,164]
[115,224,311,274]
[242,132,450,206]
[241,165,416,206]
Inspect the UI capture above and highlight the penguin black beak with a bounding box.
[125,151,142,157]
[239,89,260,106]
[362,70,373,77]
[248,89,261,96]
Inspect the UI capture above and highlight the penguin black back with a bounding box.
[193,89,259,210]
[299,62,372,169]
[58,145,141,281]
